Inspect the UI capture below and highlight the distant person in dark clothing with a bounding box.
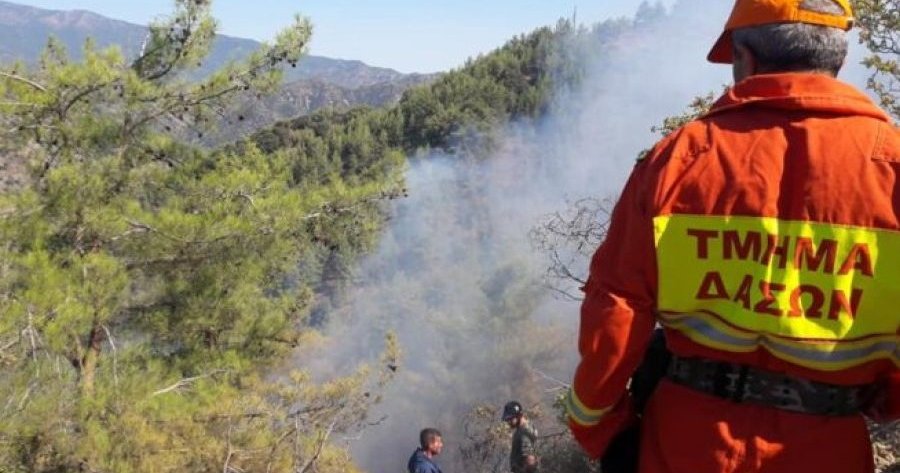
[407,428,444,473]
[502,401,538,473]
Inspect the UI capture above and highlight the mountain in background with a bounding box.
[200,73,433,145]
[0,0,436,137]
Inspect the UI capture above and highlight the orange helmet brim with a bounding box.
[707,31,734,64]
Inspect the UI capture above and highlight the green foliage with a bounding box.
[852,0,899,121]
[649,92,716,137]
[399,20,582,151]
[0,2,401,472]
[249,19,586,164]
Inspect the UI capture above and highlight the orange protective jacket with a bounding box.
[566,73,899,473]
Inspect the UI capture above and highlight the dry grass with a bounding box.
[871,421,900,473]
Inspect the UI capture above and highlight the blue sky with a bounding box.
[16,0,676,73]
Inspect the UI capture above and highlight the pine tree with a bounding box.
[0,2,400,471]
[852,0,899,120]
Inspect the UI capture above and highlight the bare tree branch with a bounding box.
[530,368,570,391]
[101,324,119,387]
[25,309,38,362]
[152,369,229,397]
[265,426,297,473]
[297,420,336,473]
[0,72,47,92]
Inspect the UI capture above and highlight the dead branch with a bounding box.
[101,324,119,387]
[126,220,189,244]
[25,309,38,361]
[237,192,257,209]
[0,72,48,92]
[151,369,229,397]
[223,448,234,473]
[0,337,19,356]
[0,101,37,107]
[530,368,570,391]
[265,426,297,473]
[108,225,154,242]
[297,420,336,473]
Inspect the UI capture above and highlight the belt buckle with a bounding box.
[731,365,750,403]
[710,362,749,402]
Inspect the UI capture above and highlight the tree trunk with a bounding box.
[79,324,104,395]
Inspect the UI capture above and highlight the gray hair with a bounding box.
[731,0,849,75]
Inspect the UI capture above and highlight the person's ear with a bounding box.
[732,43,757,82]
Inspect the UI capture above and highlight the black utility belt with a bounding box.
[665,355,873,416]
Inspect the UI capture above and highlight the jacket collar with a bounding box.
[707,73,891,122]
[414,449,437,465]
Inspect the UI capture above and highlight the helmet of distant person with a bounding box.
[502,401,523,421]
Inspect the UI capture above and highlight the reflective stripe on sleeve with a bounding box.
[564,388,613,427]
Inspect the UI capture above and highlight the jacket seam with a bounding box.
[665,121,712,162]
[706,96,888,121]
[871,122,900,163]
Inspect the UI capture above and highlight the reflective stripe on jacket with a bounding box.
[566,73,900,458]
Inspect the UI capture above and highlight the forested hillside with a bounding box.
[245,17,598,174]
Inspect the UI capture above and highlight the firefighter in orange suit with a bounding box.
[565,0,899,472]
